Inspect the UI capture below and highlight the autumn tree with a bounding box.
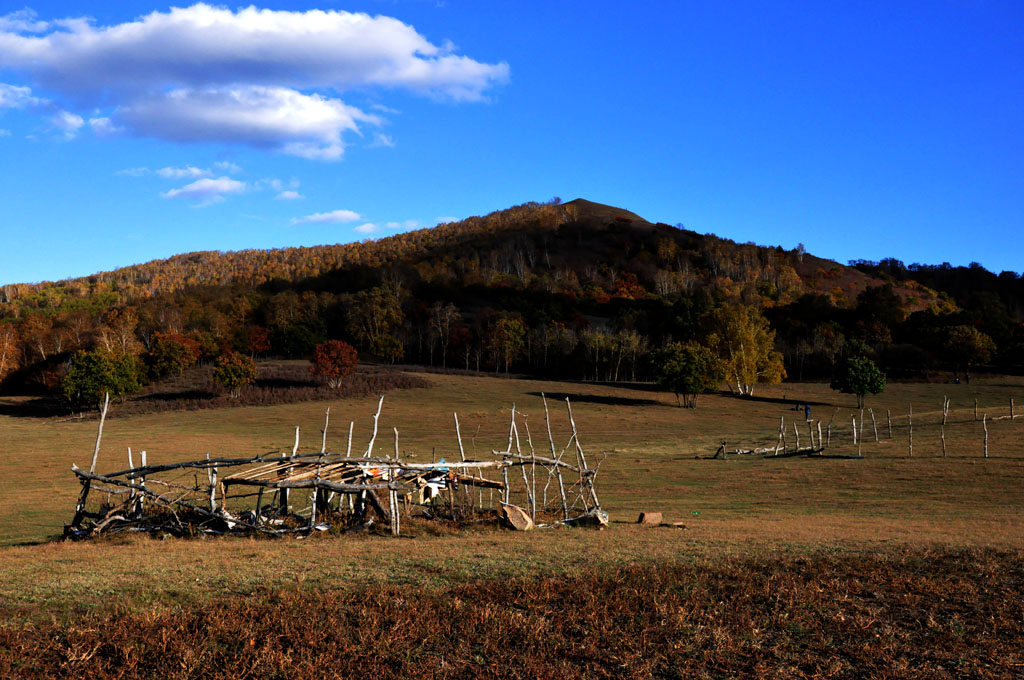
[705,304,785,396]
[830,355,886,407]
[654,341,725,408]
[310,340,358,388]
[430,302,461,368]
[213,351,258,399]
[148,332,201,379]
[0,323,20,382]
[345,286,403,350]
[370,335,404,364]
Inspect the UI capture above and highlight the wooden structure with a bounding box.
[65,394,606,538]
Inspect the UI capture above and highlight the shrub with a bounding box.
[310,340,359,388]
[213,352,258,399]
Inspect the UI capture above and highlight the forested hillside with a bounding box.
[1,198,1021,406]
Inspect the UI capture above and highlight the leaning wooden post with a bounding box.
[851,415,857,447]
[974,399,978,421]
[1011,398,1015,421]
[88,392,110,474]
[806,419,814,451]
[817,420,823,451]
[543,394,569,520]
[774,416,784,456]
[940,425,947,457]
[346,422,354,458]
[983,414,989,458]
[365,395,384,457]
[869,408,879,443]
[942,396,949,426]
[793,422,800,451]
[886,409,892,439]
[320,407,330,454]
[391,428,401,535]
[908,404,914,457]
[566,397,599,508]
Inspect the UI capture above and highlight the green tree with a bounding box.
[830,355,886,408]
[345,287,403,350]
[943,325,995,381]
[654,341,725,408]
[705,304,785,396]
[489,317,526,374]
[310,340,358,388]
[63,349,143,411]
[213,351,258,399]
[370,335,404,364]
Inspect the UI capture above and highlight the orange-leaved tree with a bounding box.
[310,340,358,388]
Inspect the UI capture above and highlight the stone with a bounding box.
[500,503,534,531]
[637,511,663,525]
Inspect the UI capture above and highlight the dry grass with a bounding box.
[1,371,1022,677]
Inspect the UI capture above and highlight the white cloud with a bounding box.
[0,82,42,108]
[369,133,395,148]
[275,190,304,200]
[88,116,119,136]
[162,176,245,205]
[213,160,242,174]
[0,4,508,158]
[0,9,48,34]
[116,166,150,177]
[291,209,361,225]
[354,222,379,234]
[49,109,83,138]
[156,165,208,179]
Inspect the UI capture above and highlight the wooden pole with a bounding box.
[817,420,823,451]
[543,394,569,520]
[942,396,948,425]
[88,392,110,474]
[346,422,353,458]
[774,417,784,456]
[975,399,978,421]
[887,409,892,439]
[908,404,914,457]
[1011,398,1015,421]
[983,414,989,458]
[454,413,466,461]
[851,415,857,446]
[940,424,946,457]
[365,395,384,457]
[869,408,879,443]
[793,422,800,451]
[807,419,814,451]
[566,397,599,508]
[321,407,330,454]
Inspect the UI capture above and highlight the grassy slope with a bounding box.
[2,371,1023,676]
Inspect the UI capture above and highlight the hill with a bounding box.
[1,197,1021,400]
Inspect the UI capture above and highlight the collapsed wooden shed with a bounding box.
[65,394,606,538]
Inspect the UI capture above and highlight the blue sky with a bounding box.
[1,1,1021,286]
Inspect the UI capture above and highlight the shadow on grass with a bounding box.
[525,391,666,407]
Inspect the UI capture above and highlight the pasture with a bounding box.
[1,370,1023,677]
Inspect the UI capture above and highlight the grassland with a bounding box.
[1,370,1023,677]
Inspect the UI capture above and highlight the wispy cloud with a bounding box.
[162,176,246,206]
[0,5,508,158]
[291,209,361,225]
[275,190,304,200]
[155,165,208,179]
[369,133,395,148]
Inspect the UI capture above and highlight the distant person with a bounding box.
[804,404,811,421]
[954,377,960,384]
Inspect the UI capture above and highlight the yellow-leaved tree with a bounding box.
[705,304,785,396]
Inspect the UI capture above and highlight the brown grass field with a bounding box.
[1,369,1023,678]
